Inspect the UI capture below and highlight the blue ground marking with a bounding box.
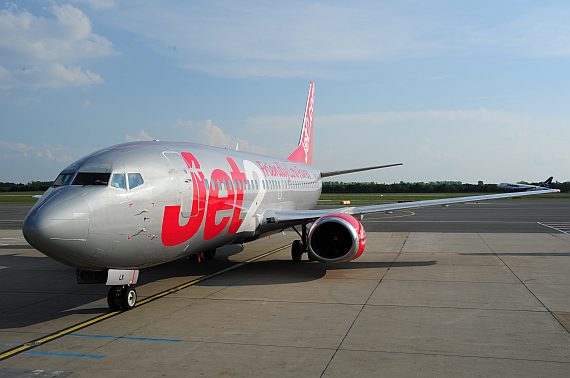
[0,343,19,346]
[68,334,182,342]
[23,351,104,359]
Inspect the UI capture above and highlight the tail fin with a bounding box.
[540,176,553,188]
[287,82,315,165]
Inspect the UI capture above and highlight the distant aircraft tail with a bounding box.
[287,82,315,165]
[540,176,553,188]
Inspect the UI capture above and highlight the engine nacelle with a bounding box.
[307,213,366,263]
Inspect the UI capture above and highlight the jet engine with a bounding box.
[307,213,366,263]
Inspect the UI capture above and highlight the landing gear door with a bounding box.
[163,152,196,218]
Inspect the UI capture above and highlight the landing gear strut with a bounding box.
[291,224,310,261]
[107,285,137,311]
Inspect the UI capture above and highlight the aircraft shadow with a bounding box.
[0,245,435,331]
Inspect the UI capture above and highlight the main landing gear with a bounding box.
[189,249,217,261]
[291,224,312,261]
[107,285,137,311]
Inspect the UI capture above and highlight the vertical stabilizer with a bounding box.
[540,176,553,188]
[287,82,315,165]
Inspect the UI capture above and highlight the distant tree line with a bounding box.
[0,181,53,192]
[323,181,570,193]
[1,180,569,193]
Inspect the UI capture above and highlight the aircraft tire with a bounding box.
[203,249,216,260]
[291,240,303,261]
[107,286,123,311]
[121,286,137,311]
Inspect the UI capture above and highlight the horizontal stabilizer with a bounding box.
[321,163,403,178]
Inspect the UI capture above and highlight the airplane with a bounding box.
[22,82,560,311]
[497,177,553,191]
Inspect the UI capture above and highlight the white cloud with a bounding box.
[0,139,87,182]
[103,1,570,78]
[0,4,117,64]
[173,118,197,129]
[175,119,268,155]
[125,129,154,141]
[0,64,103,89]
[0,3,116,88]
[240,109,569,183]
[0,139,76,163]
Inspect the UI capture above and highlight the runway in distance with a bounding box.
[498,176,553,191]
[22,82,560,311]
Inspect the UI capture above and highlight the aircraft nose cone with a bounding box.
[23,189,90,268]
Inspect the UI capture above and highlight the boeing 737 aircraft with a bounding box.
[498,177,553,191]
[22,83,560,311]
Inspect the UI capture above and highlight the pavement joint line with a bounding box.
[0,243,291,362]
[135,244,291,307]
[23,351,105,359]
[195,297,365,306]
[320,232,409,377]
[381,279,523,284]
[164,339,337,350]
[363,303,549,312]
[336,347,570,364]
[478,234,570,335]
[67,334,182,342]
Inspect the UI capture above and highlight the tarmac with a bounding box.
[1,201,570,377]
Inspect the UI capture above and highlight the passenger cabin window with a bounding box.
[53,173,74,186]
[72,173,110,186]
[128,173,144,190]
[111,174,127,190]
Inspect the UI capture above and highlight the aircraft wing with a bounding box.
[264,188,560,228]
[321,163,403,178]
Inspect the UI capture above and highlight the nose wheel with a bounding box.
[107,285,137,311]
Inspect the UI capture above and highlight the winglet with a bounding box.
[287,82,315,165]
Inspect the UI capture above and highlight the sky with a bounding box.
[1,0,569,184]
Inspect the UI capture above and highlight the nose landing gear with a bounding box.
[107,285,138,311]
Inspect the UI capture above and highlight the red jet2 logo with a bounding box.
[161,153,246,246]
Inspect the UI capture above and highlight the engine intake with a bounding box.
[308,213,366,263]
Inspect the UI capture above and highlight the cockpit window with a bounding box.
[53,173,75,186]
[128,173,144,190]
[72,173,110,186]
[111,174,127,190]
